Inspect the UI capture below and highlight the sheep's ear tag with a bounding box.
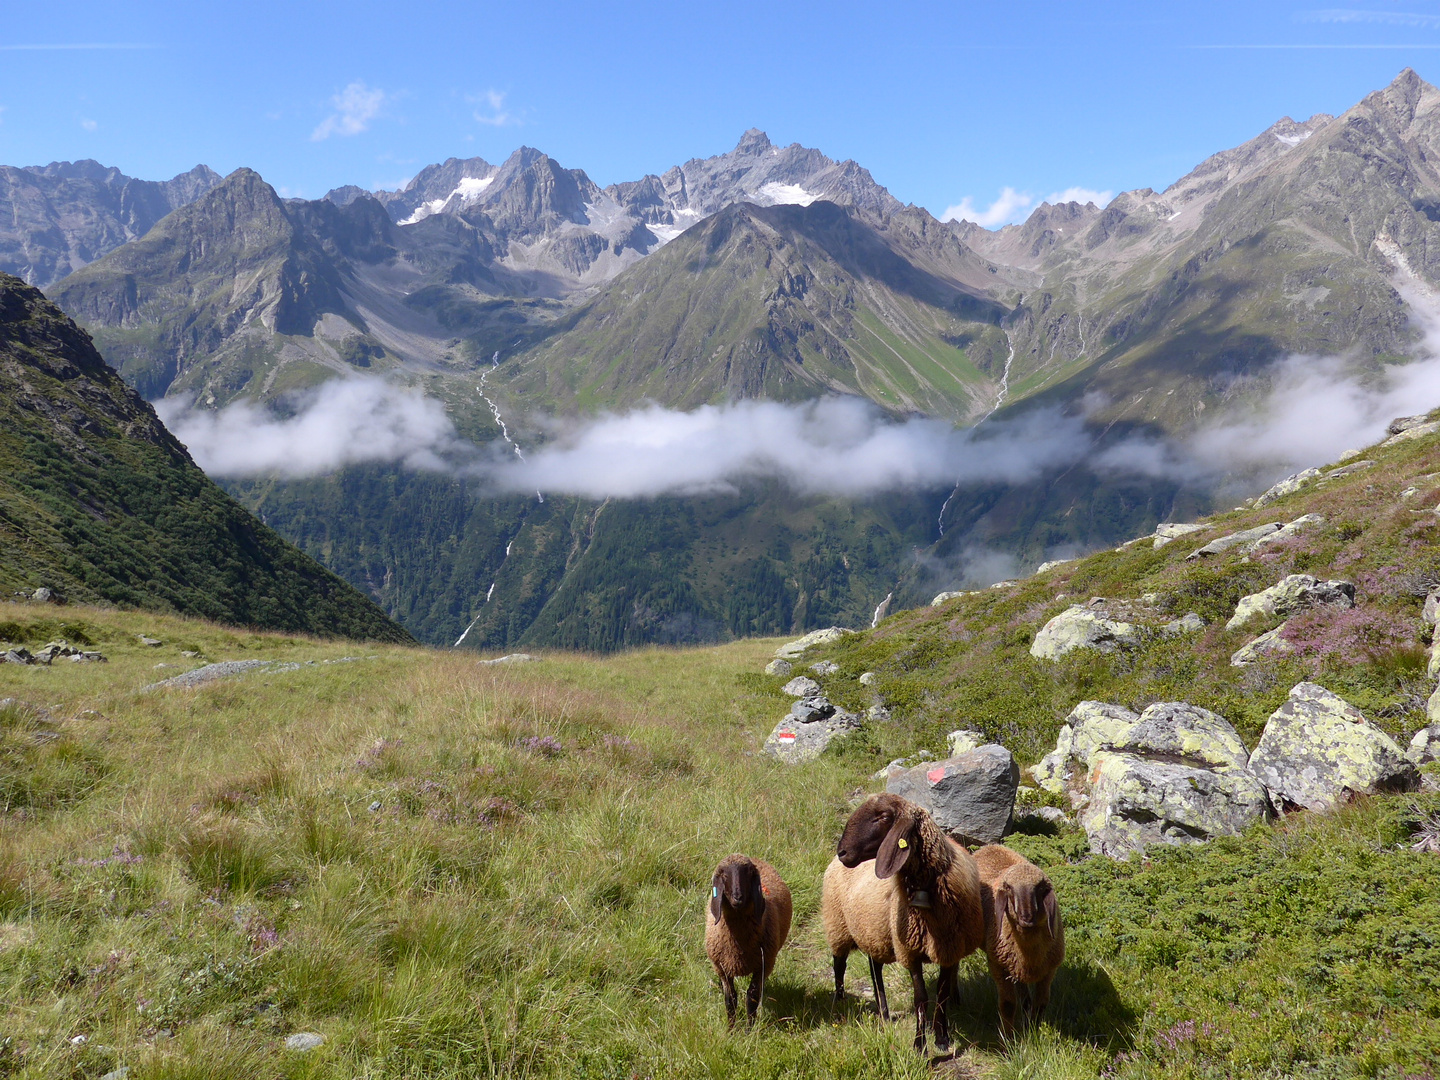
[911,889,932,910]
[712,886,719,898]
[897,838,908,849]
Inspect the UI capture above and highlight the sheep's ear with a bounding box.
[710,872,723,922]
[750,870,766,922]
[873,813,914,880]
[1043,887,1059,935]
[1000,881,1015,920]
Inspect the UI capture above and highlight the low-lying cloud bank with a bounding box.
[157,284,1440,500]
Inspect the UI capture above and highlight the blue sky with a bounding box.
[2,1,1438,226]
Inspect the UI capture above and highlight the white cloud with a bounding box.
[940,187,1034,228]
[156,379,465,478]
[1045,186,1113,207]
[469,89,516,127]
[311,81,388,141]
[80,117,97,132]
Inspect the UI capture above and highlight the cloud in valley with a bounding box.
[1045,186,1113,207]
[311,81,389,141]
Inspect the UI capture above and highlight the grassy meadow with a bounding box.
[0,600,1437,1079]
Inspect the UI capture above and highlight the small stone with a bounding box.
[1246,514,1326,553]
[284,1032,325,1052]
[1187,522,1284,559]
[1409,725,1440,765]
[781,676,821,697]
[368,800,382,812]
[1254,468,1322,507]
[477,653,539,665]
[1035,559,1069,574]
[773,627,854,659]
[181,650,201,658]
[809,660,839,676]
[99,1069,130,1080]
[930,591,969,606]
[866,704,892,723]
[763,658,792,677]
[138,635,163,647]
[70,1034,87,1045]
[1161,613,1206,637]
[858,671,875,686]
[31,587,53,603]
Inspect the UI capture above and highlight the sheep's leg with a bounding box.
[933,964,956,1052]
[720,973,738,1028]
[869,956,891,1021]
[1031,973,1053,1026]
[994,974,1019,1037]
[906,960,929,1053]
[745,972,763,1022]
[832,952,848,1005]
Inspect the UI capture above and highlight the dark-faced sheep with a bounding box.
[973,844,1064,1035]
[704,854,792,1026]
[822,793,985,1053]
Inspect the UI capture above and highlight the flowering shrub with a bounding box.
[517,735,563,757]
[1280,607,1421,666]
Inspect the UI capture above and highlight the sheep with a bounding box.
[704,854,793,1026]
[822,793,985,1053]
[972,844,1064,1035]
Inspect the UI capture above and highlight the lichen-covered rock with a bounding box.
[774,627,853,659]
[810,660,839,676]
[1030,606,1146,661]
[1079,753,1272,859]
[1382,419,1440,446]
[1031,701,1140,795]
[1247,514,1326,552]
[1161,613,1206,637]
[1230,623,1295,666]
[761,695,862,764]
[1254,468,1322,507]
[781,676,820,697]
[885,744,1019,846]
[1226,575,1355,631]
[1423,588,1440,626]
[1122,702,1251,772]
[1187,522,1283,559]
[1153,522,1208,549]
[931,591,969,606]
[1429,682,1440,724]
[1409,724,1440,765]
[1249,682,1420,811]
[763,658,792,677]
[947,728,986,756]
[858,671,875,686]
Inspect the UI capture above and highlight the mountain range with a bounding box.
[14,68,1440,649]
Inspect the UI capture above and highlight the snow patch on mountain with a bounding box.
[400,175,496,224]
[755,182,819,206]
[1273,131,1312,147]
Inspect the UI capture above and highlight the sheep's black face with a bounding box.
[836,794,905,868]
[1005,878,1053,932]
[711,856,764,921]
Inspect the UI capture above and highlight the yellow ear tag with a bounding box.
[897,838,908,849]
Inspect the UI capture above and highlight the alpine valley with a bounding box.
[15,69,1440,650]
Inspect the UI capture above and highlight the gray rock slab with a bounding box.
[1409,725,1440,765]
[1247,514,1326,553]
[1031,605,1145,661]
[774,627,853,659]
[1383,419,1440,446]
[1249,682,1420,811]
[284,1032,325,1052]
[1031,701,1141,795]
[1079,753,1272,859]
[1230,623,1296,666]
[1227,574,1355,631]
[886,744,1019,846]
[1161,613,1206,637]
[810,660,839,676]
[858,671,875,686]
[1124,702,1250,772]
[781,676,821,697]
[1187,522,1283,559]
[931,590,969,606]
[1320,460,1375,481]
[761,700,862,764]
[1254,468,1322,507]
[947,728,986,756]
[478,653,540,665]
[763,658,793,677]
[1153,522,1209,549]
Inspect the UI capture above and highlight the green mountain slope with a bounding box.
[0,273,411,642]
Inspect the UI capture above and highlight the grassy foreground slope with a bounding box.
[0,597,1436,1078]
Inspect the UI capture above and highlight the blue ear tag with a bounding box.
[713,886,719,897]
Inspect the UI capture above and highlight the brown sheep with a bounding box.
[822,793,985,1053]
[704,854,792,1026]
[973,844,1065,1035]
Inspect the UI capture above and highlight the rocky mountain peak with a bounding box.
[735,128,773,155]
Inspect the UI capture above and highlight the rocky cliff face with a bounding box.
[0,160,221,288]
